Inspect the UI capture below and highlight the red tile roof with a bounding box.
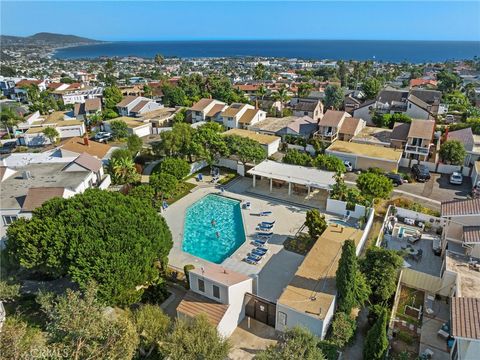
[463,226,480,244]
[451,297,480,340]
[441,198,480,217]
[176,291,228,327]
[22,187,65,212]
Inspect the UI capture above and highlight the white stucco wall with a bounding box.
[217,279,253,337]
[276,302,326,338]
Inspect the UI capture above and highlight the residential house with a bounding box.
[223,128,280,156]
[390,120,436,162]
[353,89,443,123]
[16,111,86,147]
[441,198,480,258]
[248,116,318,139]
[54,136,114,162]
[0,152,108,240]
[344,95,362,114]
[176,263,252,337]
[447,128,480,166]
[351,127,393,147]
[74,98,102,120]
[116,96,162,117]
[409,78,438,88]
[338,117,366,141]
[52,87,103,105]
[276,225,366,339]
[450,297,480,360]
[292,99,323,122]
[256,99,283,116]
[315,110,351,143]
[103,117,151,138]
[220,103,266,130]
[326,140,403,172]
[190,98,227,124]
[404,119,436,162]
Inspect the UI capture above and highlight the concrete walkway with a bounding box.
[142,160,162,175]
[342,307,370,360]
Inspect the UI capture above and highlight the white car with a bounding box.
[94,132,112,143]
[343,161,353,172]
[449,172,463,185]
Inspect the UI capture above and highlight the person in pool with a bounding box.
[211,219,216,227]
[216,231,220,238]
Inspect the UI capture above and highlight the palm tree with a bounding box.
[256,85,267,101]
[154,54,164,66]
[109,157,140,185]
[42,126,59,145]
[273,86,290,117]
[0,106,22,138]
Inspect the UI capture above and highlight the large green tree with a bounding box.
[0,105,23,138]
[109,156,140,185]
[256,327,325,360]
[437,70,461,93]
[439,140,467,165]
[162,315,231,360]
[42,126,59,144]
[324,84,344,110]
[330,312,356,348]
[127,134,143,155]
[192,122,229,168]
[133,304,170,358]
[360,247,403,303]
[364,307,389,360]
[312,154,346,174]
[283,149,312,166]
[150,172,178,200]
[159,157,191,180]
[336,240,370,314]
[37,284,139,359]
[103,86,123,119]
[110,119,129,139]
[225,135,267,166]
[356,172,393,200]
[6,189,173,305]
[362,78,382,99]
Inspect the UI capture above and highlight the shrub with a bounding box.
[160,158,191,180]
[184,264,195,289]
[330,312,356,348]
[283,149,312,166]
[305,209,327,240]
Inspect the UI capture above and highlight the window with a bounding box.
[212,285,220,299]
[3,215,17,226]
[304,111,308,116]
[198,279,205,292]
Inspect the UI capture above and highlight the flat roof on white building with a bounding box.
[247,160,336,190]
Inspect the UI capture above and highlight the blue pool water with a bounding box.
[182,194,246,264]
[329,219,356,228]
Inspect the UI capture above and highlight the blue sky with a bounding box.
[2,1,479,41]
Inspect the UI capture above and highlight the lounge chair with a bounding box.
[257,224,273,231]
[259,211,272,216]
[253,239,268,247]
[257,231,273,237]
[261,220,276,226]
[252,248,268,256]
[244,256,259,265]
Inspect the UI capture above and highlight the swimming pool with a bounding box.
[182,194,246,264]
[329,219,357,228]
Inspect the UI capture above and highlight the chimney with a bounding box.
[83,134,89,147]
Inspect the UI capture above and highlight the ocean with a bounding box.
[53,40,480,63]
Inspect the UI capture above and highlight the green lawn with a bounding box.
[165,182,196,205]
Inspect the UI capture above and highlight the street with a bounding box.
[344,171,472,205]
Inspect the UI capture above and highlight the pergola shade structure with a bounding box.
[247,160,336,195]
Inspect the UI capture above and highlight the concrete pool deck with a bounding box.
[162,178,324,302]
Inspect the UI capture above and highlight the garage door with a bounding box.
[133,125,151,138]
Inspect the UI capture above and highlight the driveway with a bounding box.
[344,171,471,205]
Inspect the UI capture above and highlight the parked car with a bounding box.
[343,161,353,172]
[449,172,463,185]
[94,132,112,143]
[0,141,16,154]
[412,164,431,182]
[386,173,403,186]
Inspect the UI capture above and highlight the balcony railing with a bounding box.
[405,144,430,155]
[314,131,338,141]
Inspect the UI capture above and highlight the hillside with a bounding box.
[0,32,102,46]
